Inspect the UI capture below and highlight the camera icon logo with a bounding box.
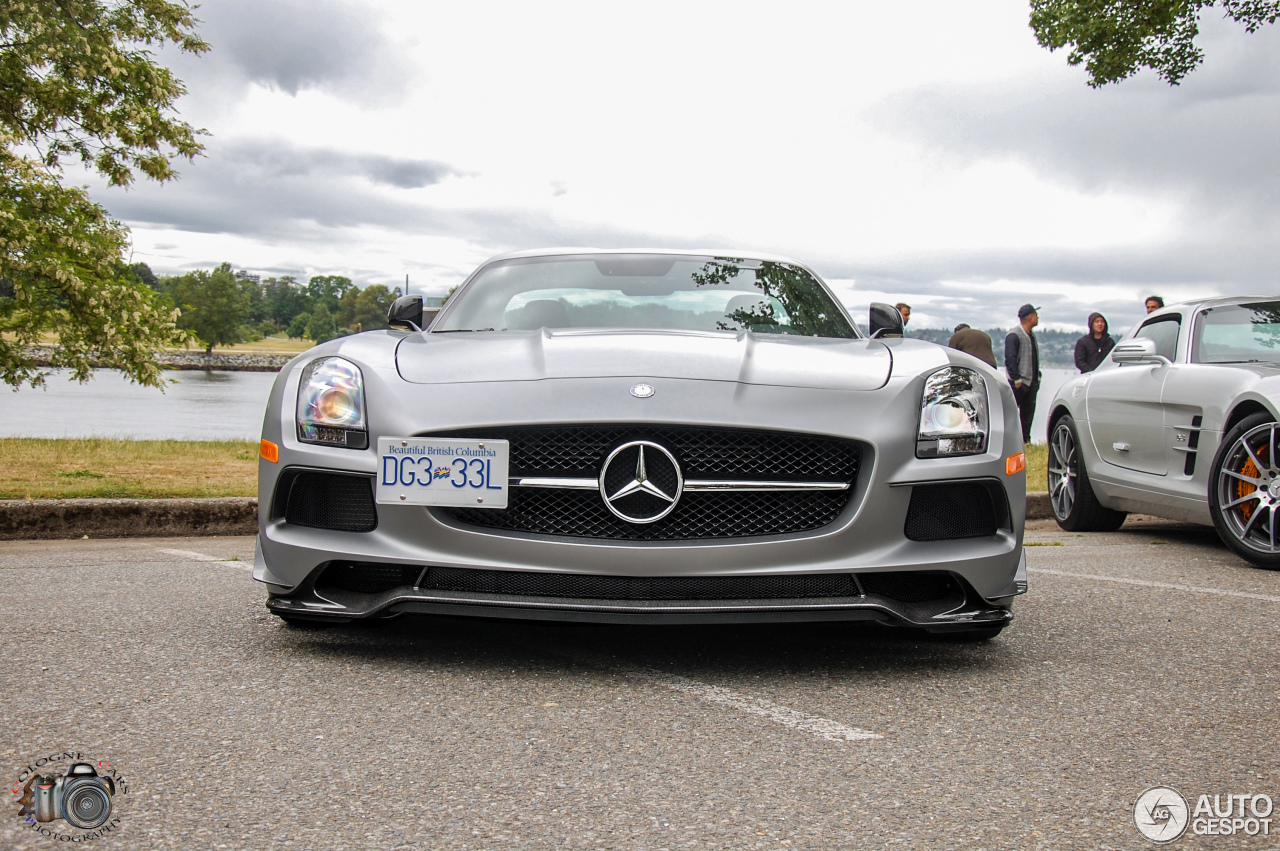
[17,762,116,830]
[1134,786,1190,844]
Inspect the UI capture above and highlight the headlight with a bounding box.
[296,357,368,449]
[917,366,987,458]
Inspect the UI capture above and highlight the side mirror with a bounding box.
[387,295,424,331]
[1112,337,1169,365]
[869,302,904,339]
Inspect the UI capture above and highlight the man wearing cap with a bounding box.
[1005,304,1041,443]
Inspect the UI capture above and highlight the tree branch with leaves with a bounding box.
[1030,0,1280,87]
[0,0,209,388]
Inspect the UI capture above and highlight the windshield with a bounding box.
[434,254,858,339]
[1192,301,1280,364]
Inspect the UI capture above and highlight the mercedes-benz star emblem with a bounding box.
[629,383,655,398]
[599,440,683,523]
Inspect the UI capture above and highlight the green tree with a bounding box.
[306,275,353,313]
[287,312,311,340]
[174,263,250,353]
[336,283,398,332]
[263,275,312,328]
[305,304,339,345]
[1030,0,1280,86]
[1,0,209,387]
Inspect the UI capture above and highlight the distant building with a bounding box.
[424,296,447,308]
[233,270,261,285]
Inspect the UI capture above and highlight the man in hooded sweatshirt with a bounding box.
[1074,313,1115,373]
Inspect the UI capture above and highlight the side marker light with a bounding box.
[260,439,279,463]
[1006,452,1026,476]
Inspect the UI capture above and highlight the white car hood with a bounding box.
[396,328,891,391]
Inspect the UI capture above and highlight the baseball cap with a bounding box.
[1017,304,1039,319]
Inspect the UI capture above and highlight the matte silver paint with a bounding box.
[255,249,1027,624]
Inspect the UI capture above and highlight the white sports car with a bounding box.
[1046,296,1280,568]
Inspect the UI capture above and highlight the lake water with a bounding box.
[0,366,1081,443]
[1,370,276,441]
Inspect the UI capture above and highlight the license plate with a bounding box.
[376,438,509,508]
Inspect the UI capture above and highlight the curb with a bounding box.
[0,498,257,541]
[1026,492,1052,521]
[0,494,1054,541]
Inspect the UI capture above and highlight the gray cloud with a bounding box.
[872,18,1280,218]
[161,0,405,102]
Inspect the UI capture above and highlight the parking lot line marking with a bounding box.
[156,547,252,571]
[638,668,883,742]
[1029,567,1280,603]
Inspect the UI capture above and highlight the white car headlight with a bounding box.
[917,366,987,458]
[296,357,368,449]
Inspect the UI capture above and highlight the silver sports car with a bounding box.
[1046,296,1280,568]
[253,250,1028,637]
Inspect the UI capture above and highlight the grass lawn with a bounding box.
[0,439,259,500]
[0,438,1052,501]
[1025,443,1048,493]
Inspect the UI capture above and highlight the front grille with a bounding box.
[859,571,957,602]
[432,425,859,540]
[445,488,850,540]
[316,562,420,593]
[429,424,859,481]
[424,567,859,600]
[280,471,378,532]
[904,481,1006,541]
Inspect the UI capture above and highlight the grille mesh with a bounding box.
[429,424,859,481]
[432,425,859,540]
[444,488,850,540]
[316,562,419,593]
[421,567,859,600]
[904,482,1004,541]
[283,472,378,532]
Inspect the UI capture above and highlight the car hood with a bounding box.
[396,329,892,391]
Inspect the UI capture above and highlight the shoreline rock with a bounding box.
[24,346,294,373]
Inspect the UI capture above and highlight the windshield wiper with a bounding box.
[432,328,495,333]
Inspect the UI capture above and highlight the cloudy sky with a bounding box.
[88,0,1279,333]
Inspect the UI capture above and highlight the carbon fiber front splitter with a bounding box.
[265,571,1014,631]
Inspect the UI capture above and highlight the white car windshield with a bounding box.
[434,254,858,339]
[1193,301,1280,364]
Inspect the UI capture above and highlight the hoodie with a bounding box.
[1074,312,1115,373]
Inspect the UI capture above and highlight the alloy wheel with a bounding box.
[1048,421,1076,520]
[1216,422,1280,554]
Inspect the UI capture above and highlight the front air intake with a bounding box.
[904,481,1007,541]
[276,470,378,532]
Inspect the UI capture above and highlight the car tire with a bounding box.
[1209,412,1280,569]
[1047,414,1127,532]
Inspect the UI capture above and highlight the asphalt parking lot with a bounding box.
[2,519,1278,850]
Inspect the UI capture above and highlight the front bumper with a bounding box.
[260,545,1024,630]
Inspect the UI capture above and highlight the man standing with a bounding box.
[1005,304,1040,443]
[1145,295,1164,313]
[948,323,997,367]
[1074,312,1115,373]
[895,303,911,328]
